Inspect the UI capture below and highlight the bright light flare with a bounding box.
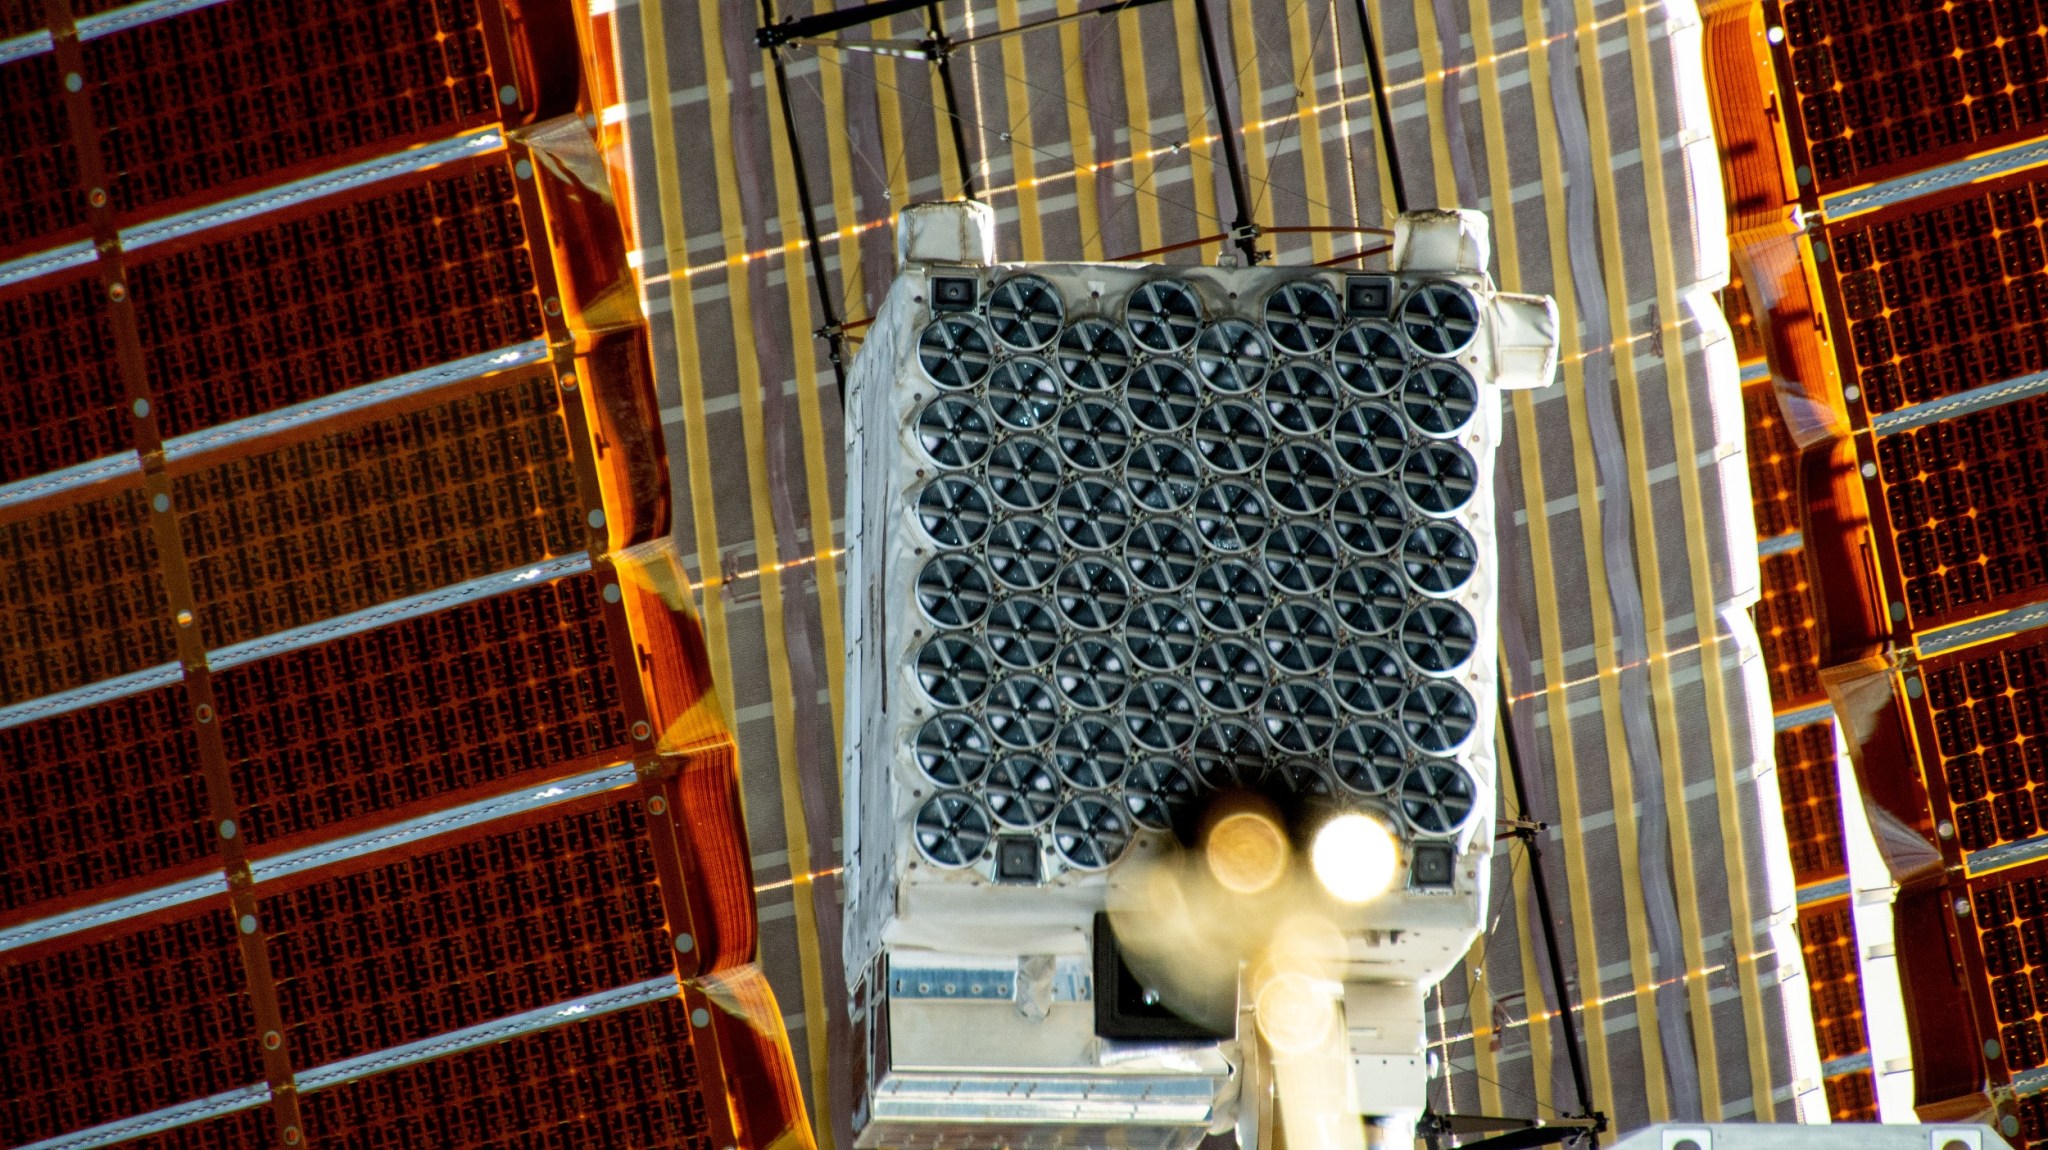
[1310,812,1399,904]
[1205,810,1290,894]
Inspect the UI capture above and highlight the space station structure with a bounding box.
[839,201,1560,1150]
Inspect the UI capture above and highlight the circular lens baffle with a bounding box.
[1399,281,1481,358]
[987,274,1065,351]
[899,272,1493,873]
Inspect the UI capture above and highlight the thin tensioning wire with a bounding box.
[791,4,1376,231]
[808,37,1225,229]
[1248,0,1336,226]
[769,57,1374,299]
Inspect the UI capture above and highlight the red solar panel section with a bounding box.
[129,154,546,439]
[0,906,260,1146]
[0,261,124,487]
[213,573,629,850]
[297,997,720,1149]
[260,799,672,1067]
[2007,1084,2048,1150]
[1776,722,1848,884]
[0,0,802,1144]
[1913,632,2048,853]
[0,486,175,706]
[1773,718,1878,1117]
[0,684,209,919]
[1756,551,1825,708]
[1871,390,2048,630]
[171,371,582,651]
[1721,273,1768,365]
[1823,174,2048,415]
[0,51,83,259]
[83,0,503,220]
[1970,871,2048,1072]
[0,0,38,37]
[1721,0,2048,1124]
[0,0,515,262]
[1774,0,2048,195]
[1800,903,1870,1064]
[1822,1052,1878,1121]
[1743,382,1801,540]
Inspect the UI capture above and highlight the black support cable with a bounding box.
[757,0,932,47]
[1496,673,1603,1141]
[1351,0,1407,214]
[947,0,1174,50]
[1189,0,1259,264]
[762,0,853,402]
[925,3,978,199]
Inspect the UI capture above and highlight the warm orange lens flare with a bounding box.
[1205,809,1292,894]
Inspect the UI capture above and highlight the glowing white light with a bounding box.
[1310,813,1398,904]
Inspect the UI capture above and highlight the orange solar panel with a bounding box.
[0,0,805,1145]
[1911,633,2048,854]
[1709,7,1881,1117]
[1776,723,1849,885]
[1771,0,2048,195]
[1756,551,1826,710]
[0,488,173,703]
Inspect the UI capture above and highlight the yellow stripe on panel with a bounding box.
[1519,0,1639,1123]
[1468,0,1548,1115]
[1618,0,1774,1119]
[815,26,871,313]
[997,0,1047,261]
[763,33,849,760]
[1284,0,1335,260]
[1565,0,1718,1117]
[1174,1,1222,263]
[1229,0,1272,229]
[637,0,740,736]
[695,0,837,1140]
[1117,9,1163,254]
[1363,0,1401,221]
[1409,0,1459,208]
[1515,876,1559,1116]
[875,15,914,211]
[1058,0,1108,260]
[1323,0,1366,228]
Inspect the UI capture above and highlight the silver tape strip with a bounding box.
[295,975,678,1092]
